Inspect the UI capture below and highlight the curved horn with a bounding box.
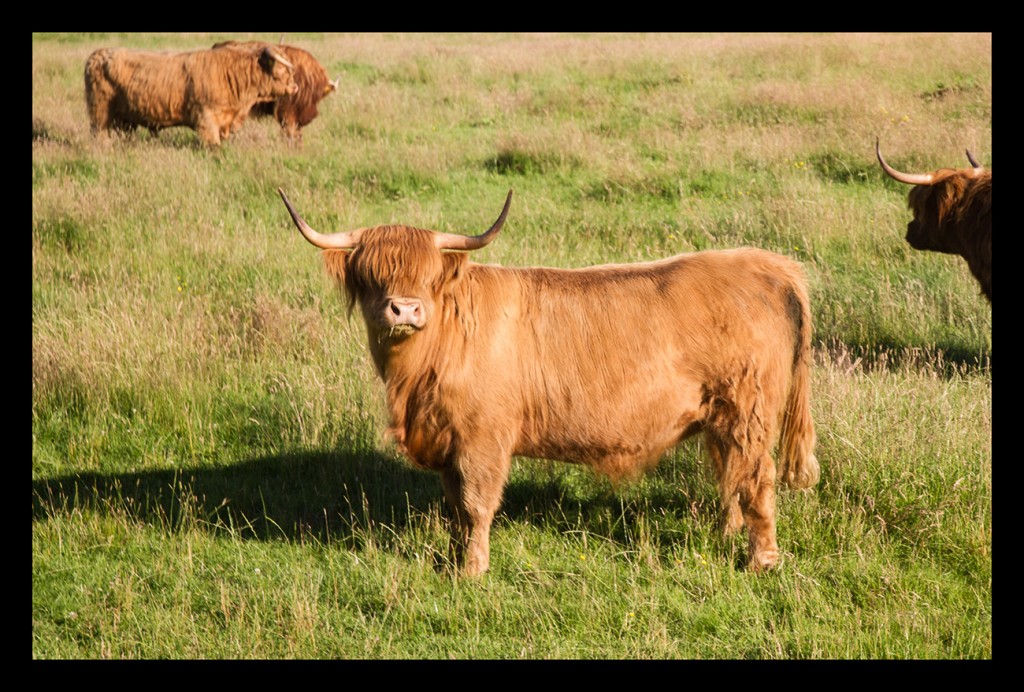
[876,138,934,186]
[278,188,364,250]
[965,149,983,170]
[432,190,513,251]
[268,48,293,69]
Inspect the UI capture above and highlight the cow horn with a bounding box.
[433,190,513,251]
[876,138,934,186]
[966,149,983,170]
[278,188,364,250]
[269,49,293,69]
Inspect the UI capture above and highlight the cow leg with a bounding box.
[725,446,779,571]
[89,100,112,135]
[737,451,779,571]
[709,435,780,571]
[231,113,249,135]
[440,452,511,577]
[707,437,744,536]
[194,111,222,147]
[440,470,470,569]
[282,120,302,146]
[85,77,115,136]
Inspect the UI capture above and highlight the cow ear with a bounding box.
[440,252,468,288]
[323,248,349,285]
[258,47,285,72]
[323,249,357,311]
[258,47,274,71]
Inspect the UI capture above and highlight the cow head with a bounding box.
[258,47,299,97]
[876,139,989,254]
[280,189,512,360]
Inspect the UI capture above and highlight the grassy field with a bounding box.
[32,32,991,659]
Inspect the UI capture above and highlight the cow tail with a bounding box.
[776,279,820,490]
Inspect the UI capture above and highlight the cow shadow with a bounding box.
[32,446,720,564]
[842,338,991,376]
[32,448,435,548]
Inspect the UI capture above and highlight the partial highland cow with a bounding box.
[877,139,992,302]
[279,188,821,576]
[213,40,337,144]
[84,44,298,147]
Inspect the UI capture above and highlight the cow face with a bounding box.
[259,47,299,97]
[905,183,953,253]
[876,141,986,257]
[280,186,510,355]
[904,172,982,256]
[329,230,467,348]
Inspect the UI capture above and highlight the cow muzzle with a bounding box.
[905,221,933,251]
[384,298,426,332]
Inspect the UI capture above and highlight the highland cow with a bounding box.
[877,139,992,302]
[84,44,298,146]
[213,40,337,144]
[280,188,820,575]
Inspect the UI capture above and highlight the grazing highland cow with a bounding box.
[213,40,337,144]
[279,189,820,576]
[876,139,992,302]
[84,44,298,146]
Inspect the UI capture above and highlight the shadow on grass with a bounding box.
[33,448,431,546]
[815,336,991,379]
[32,445,722,558]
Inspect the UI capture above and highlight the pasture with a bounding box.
[32,32,991,659]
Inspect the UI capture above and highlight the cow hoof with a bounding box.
[747,550,780,572]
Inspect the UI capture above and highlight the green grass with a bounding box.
[32,32,991,659]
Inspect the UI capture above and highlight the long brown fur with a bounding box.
[213,41,336,145]
[312,209,820,576]
[904,167,992,301]
[84,44,297,147]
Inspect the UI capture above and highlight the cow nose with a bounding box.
[387,298,424,328]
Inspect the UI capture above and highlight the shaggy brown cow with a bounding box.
[213,40,337,144]
[280,189,820,575]
[84,44,298,147]
[876,139,992,302]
